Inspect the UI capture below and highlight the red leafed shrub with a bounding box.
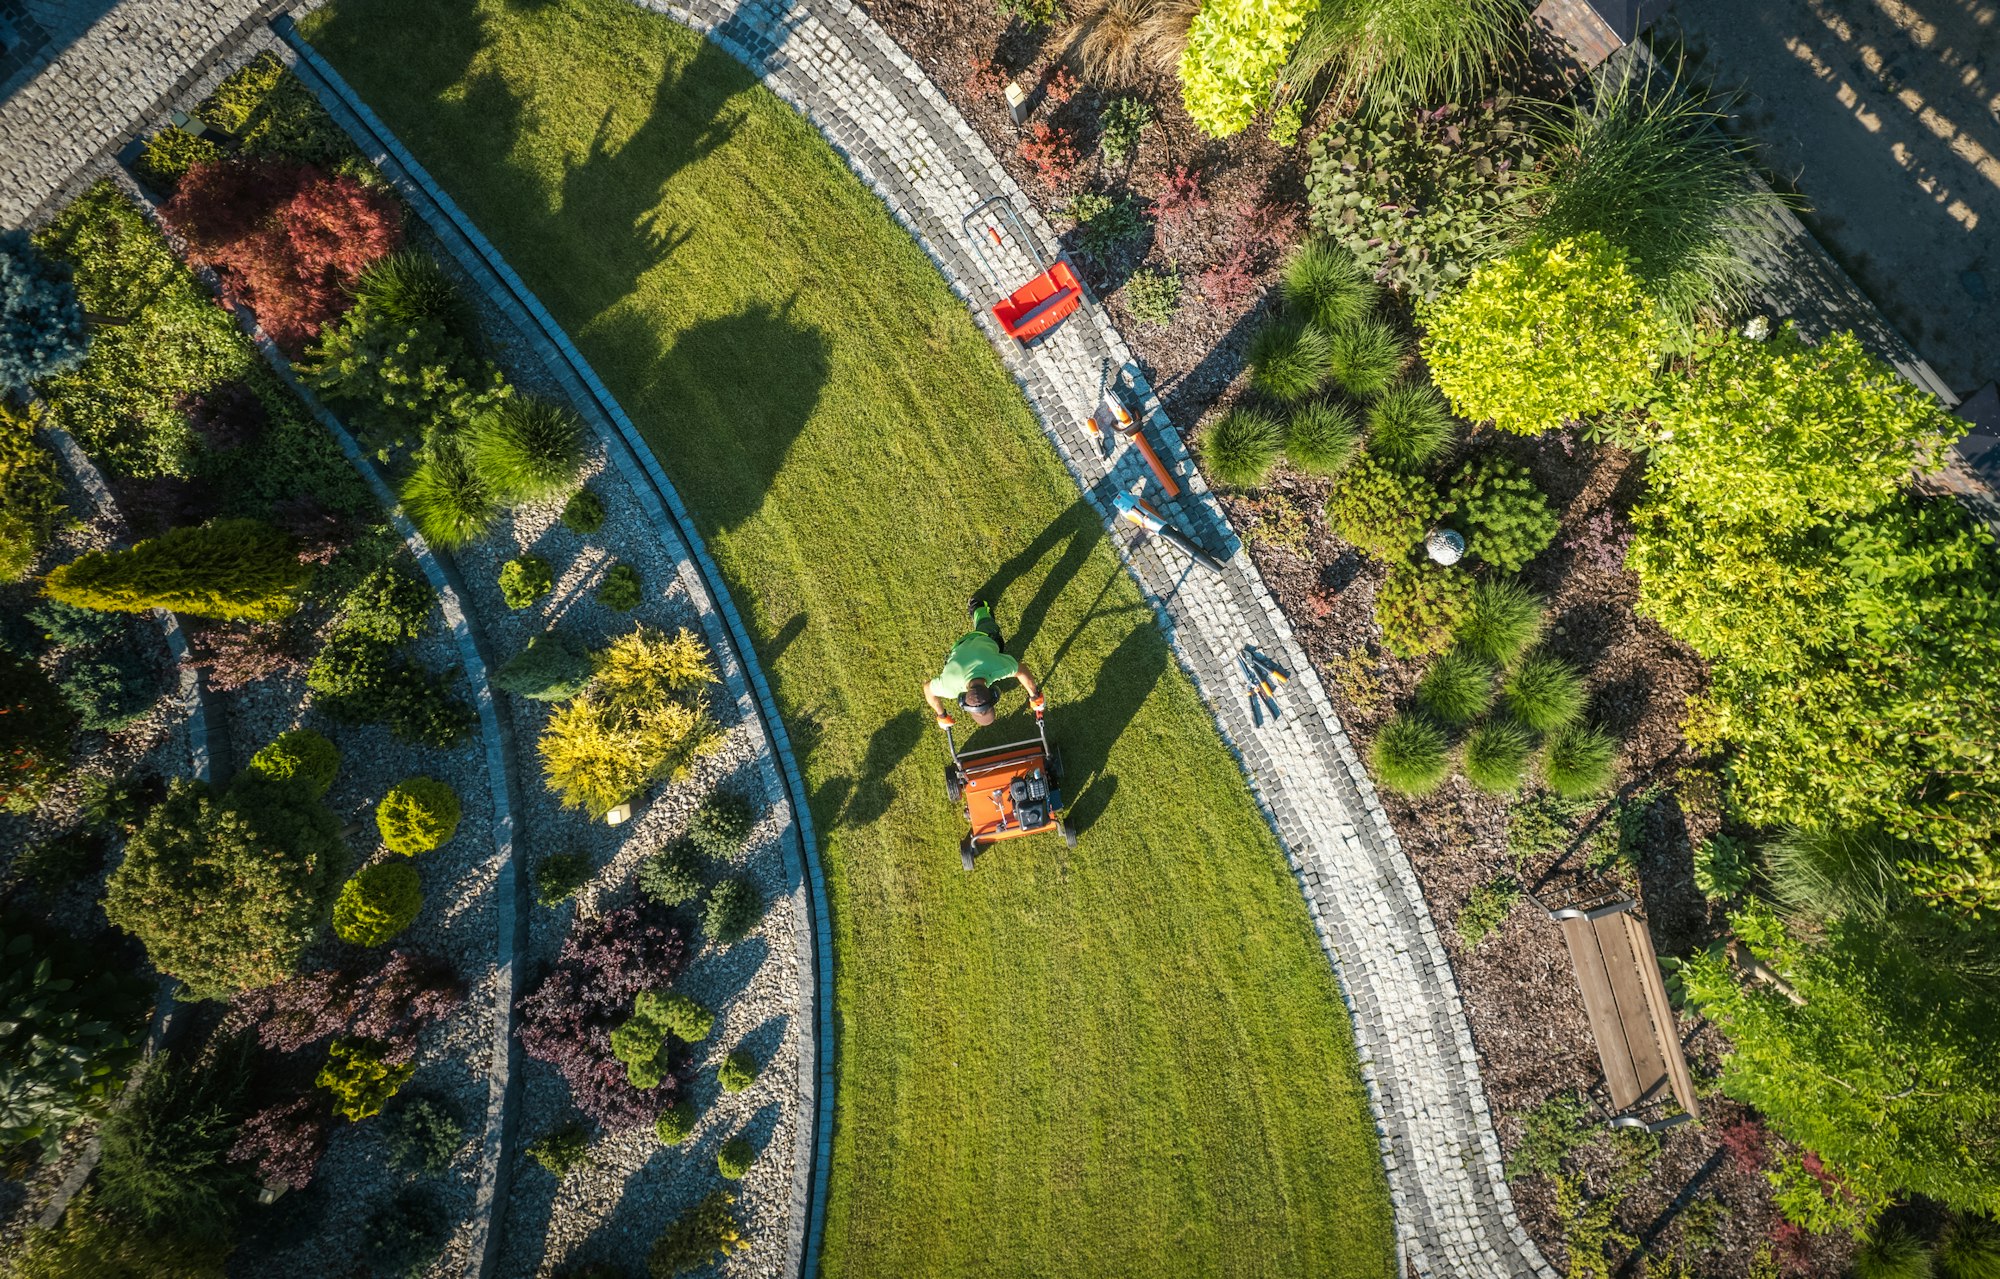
[1018,123,1080,189]
[186,620,300,692]
[1232,195,1300,254]
[1768,1221,1814,1277]
[1152,165,1208,230]
[1043,66,1079,105]
[965,56,1008,99]
[517,904,686,1127]
[1199,244,1259,306]
[164,158,402,353]
[230,1095,330,1191]
[229,949,463,1063]
[178,381,269,451]
[1717,1116,1767,1174]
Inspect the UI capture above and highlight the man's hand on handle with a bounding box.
[935,713,955,731]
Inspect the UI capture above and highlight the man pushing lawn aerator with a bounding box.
[923,596,1074,870]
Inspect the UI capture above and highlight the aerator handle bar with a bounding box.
[960,195,1051,291]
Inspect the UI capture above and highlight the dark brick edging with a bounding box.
[272,19,835,1278]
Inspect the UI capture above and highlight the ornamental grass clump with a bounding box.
[332,862,423,947]
[350,250,469,330]
[1543,723,1616,797]
[1458,578,1545,667]
[1282,240,1378,331]
[1285,0,1528,115]
[377,778,461,855]
[1324,455,1440,560]
[400,444,496,551]
[1285,399,1361,475]
[1416,650,1495,725]
[1370,712,1450,795]
[1504,651,1586,732]
[1367,380,1456,471]
[464,397,585,505]
[1200,406,1285,488]
[540,627,723,818]
[1324,317,1404,399]
[246,729,341,798]
[1249,318,1333,403]
[1462,718,1534,794]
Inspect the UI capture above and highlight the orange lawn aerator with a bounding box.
[961,196,1084,345]
[941,707,1074,871]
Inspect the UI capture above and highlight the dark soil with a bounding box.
[860,4,1853,1273]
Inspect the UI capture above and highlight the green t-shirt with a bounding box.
[928,631,1019,699]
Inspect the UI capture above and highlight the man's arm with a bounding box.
[924,681,952,724]
[1014,663,1043,707]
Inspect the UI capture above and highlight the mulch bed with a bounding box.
[856,2,1852,1273]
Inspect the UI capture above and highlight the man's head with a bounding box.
[961,679,998,726]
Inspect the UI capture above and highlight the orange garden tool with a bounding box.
[1113,492,1226,573]
[1246,646,1291,687]
[961,196,1084,345]
[1100,393,1180,497]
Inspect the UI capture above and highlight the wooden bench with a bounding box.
[1552,899,1700,1131]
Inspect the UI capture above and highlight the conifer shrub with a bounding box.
[0,652,72,814]
[376,777,461,855]
[498,555,553,610]
[526,1123,591,1178]
[333,862,423,947]
[718,1050,759,1094]
[383,1096,463,1175]
[654,1099,696,1145]
[135,126,221,192]
[340,561,435,643]
[0,231,89,394]
[495,631,593,702]
[1325,454,1440,560]
[562,486,606,534]
[1446,456,1558,572]
[638,836,705,907]
[1370,712,1450,795]
[597,561,643,611]
[96,1046,247,1242]
[702,878,764,945]
[1286,399,1362,475]
[42,518,310,621]
[365,1187,447,1279]
[246,728,341,798]
[0,401,64,582]
[1374,560,1473,659]
[540,627,723,818]
[716,1136,754,1180]
[610,990,714,1088]
[689,792,756,858]
[465,397,585,505]
[57,650,156,730]
[535,850,592,907]
[316,1037,414,1121]
[648,1191,746,1277]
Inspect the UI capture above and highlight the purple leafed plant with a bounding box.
[178,381,270,451]
[230,1095,330,1191]
[187,621,300,692]
[1562,507,1634,576]
[231,949,464,1062]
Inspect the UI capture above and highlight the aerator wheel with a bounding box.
[960,835,978,872]
[943,764,964,803]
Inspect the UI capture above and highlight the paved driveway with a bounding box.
[1664,0,1999,393]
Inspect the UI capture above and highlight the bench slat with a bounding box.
[1623,911,1702,1123]
[1593,912,1671,1107]
[1560,914,1644,1110]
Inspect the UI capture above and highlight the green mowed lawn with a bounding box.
[304,1,1394,1273]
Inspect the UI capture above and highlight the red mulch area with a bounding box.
[857,3,1851,1274]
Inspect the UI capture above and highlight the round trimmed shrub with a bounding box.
[1370,713,1450,796]
[1415,651,1494,726]
[332,862,423,947]
[718,1050,758,1094]
[497,556,553,610]
[638,837,705,907]
[1462,719,1534,794]
[401,446,495,551]
[1200,406,1285,488]
[1326,317,1405,399]
[1282,240,1378,332]
[655,1099,696,1145]
[1446,457,1558,573]
[1503,652,1587,732]
[1458,578,1545,668]
[465,397,585,505]
[1367,381,1456,471]
[716,1136,754,1180]
[534,850,592,907]
[597,562,642,611]
[377,777,462,855]
[1249,317,1333,403]
[1285,400,1361,476]
[247,729,341,798]
[1544,724,1617,797]
[657,992,714,1043]
[689,792,755,858]
[702,878,763,945]
[494,631,592,702]
[1324,455,1441,560]
[561,487,605,535]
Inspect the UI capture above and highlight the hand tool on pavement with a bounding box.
[1105,393,1181,497]
[1113,491,1226,573]
[1239,656,1265,728]
[1245,645,1291,685]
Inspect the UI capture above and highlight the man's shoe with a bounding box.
[967,595,990,618]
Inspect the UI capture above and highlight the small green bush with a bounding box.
[136,126,220,191]
[718,1050,759,1094]
[1544,724,1617,797]
[1456,875,1521,948]
[638,836,705,907]
[1199,406,1285,488]
[1285,400,1361,475]
[612,990,714,1088]
[703,878,764,945]
[1098,95,1154,166]
[648,1190,746,1276]
[1692,834,1752,902]
[1446,457,1558,573]
[525,1123,590,1178]
[96,1047,246,1243]
[716,1136,754,1180]
[1122,266,1182,328]
[1853,1225,1934,1279]
[562,486,606,534]
[1325,317,1404,399]
[1249,318,1333,403]
[1463,719,1534,794]
[535,850,592,907]
[1416,650,1494,725]
[465,397,585,505]
[1371,712,1450,795]
[494,630,593,701]
[656,991,715,1042]
[385,679,476,749]
[401,445,496,551]
[1064,191,1147,261]
[1282,240,1378,332]
[377,777,462,855]
[498,555,554,610]
[317,1038,414,1121]
[655,1098,696,1145]
[1505,1090,1592,1179]
[1503,652,1586,732]
[597,562,643,611]
[27,598,124,649]
[1375,561,1473,659]
[690,792,756,857]
[1367,381,1456,471]
[332,862,423,947]
[1324,455,1440,560]
[384,1097,463,1175]
[340,562,435,644]
[246,729,341,798]
[58,651,155,730]
[350,251,468,330]
[1458,578,1545,668]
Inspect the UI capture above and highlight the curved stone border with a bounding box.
[585,1,1557,1274]
[273,21,833,1277]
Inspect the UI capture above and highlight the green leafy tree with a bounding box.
[42,519,310,622]
[1420,233,1668,435]
[102,775,343,1000]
